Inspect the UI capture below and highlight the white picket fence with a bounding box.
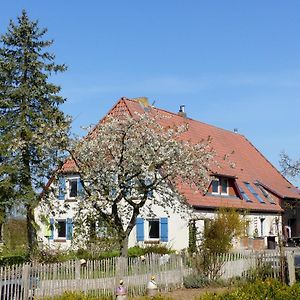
[0,250,289,299]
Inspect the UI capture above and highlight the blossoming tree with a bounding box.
[70,110,214,256]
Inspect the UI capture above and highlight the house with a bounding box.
[36,97,300,251]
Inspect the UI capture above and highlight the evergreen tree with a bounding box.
[0,10,70,252]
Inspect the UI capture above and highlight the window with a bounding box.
[212,180,219,194]
[49,218,73,241]
[255,183,275,204]
[260,218,265,236]
[244,182,265,204]
[220,178,228,195]
[57,220,66,238]
[148,219,160,239]
[69,179,78,197]
[211,177,228,195]
[238,185,252,202]
[58,176,83,200]
[66,177,83,199]
[136,217,168,242]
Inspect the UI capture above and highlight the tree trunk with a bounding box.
[120,235,129,257]
[26,204,38,253]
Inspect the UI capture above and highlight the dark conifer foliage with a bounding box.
[0,10,70,251]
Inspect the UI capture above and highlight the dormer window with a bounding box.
[212,180,219,194]
[221,178,228,195]
[211,177,229,196]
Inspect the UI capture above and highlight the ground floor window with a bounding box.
[148,219,160,239]
[136,217,168,242]
[49,218,73,241]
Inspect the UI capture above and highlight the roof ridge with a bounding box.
[123,98,244,137]
[87,97,132,137]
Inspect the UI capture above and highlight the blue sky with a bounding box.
[1,1,300,185]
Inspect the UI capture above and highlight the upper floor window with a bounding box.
[220,178,228,194]
[244,182,265,204]
[238,185,252,202]
[255,183,275,204]
[58,176,83,200]
[69,178,78,198]
[211,177,229,196]
[212,180,219,194]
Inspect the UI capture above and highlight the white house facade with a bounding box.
[36,97,300,252]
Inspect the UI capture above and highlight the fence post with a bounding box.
[22,264,30,300]
[286,252,296,286]
[75,261,81,280]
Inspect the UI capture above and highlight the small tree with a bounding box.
[69,110,214,256]
[0,10,70,252]
[192,208,247,279]
[280,152,300,180]
[202,208,246,253]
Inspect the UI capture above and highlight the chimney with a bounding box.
[178,105,187,118]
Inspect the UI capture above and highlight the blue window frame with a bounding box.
[238,185,252,202]
[255,183,275,204]
[244,182,265,204]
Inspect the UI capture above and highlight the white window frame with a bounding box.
[145,218,160,241]
[211,178,229,196]
[220,178,229,195]
[211,179,220,195]
[66,176,79,199]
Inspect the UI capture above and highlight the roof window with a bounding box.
[238,185,252,202]
[255,183,275,204]
[244,182,265,204]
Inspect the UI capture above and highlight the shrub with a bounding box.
[143,245,174,255]
[0,254,29,265]
[196,279,300,300]
[37,249,77,263]
[3,219,28,252]
[183,273,209,289]
[128,246,145,257]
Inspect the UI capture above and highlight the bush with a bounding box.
[42,292,174,300]
[196,279,300,300]
[183,273,209,289]
[42,291,112,299]
[0,254,29,265]
[128,246,145,257]
[37,249,77,263]
[3,219,28,252]
[128,245,174,257]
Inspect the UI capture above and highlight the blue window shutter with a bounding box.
[66,218,73,240]
[58,177,66,200]
[160,217,168,242]
[49,218,54,240]
[77,178,83,197]
[136,218,144,242]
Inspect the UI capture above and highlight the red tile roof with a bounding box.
[63,97,300,213]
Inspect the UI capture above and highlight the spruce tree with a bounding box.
[0,10,70,252]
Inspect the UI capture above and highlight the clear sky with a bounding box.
[1,1,300,185]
